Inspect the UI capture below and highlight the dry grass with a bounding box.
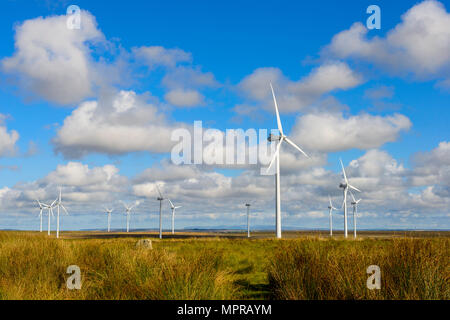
[0,232,448,300]
[268,238,450,300]
[0,232,236,300]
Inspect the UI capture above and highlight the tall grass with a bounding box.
[267,238,449,300]
[0,232,236,300]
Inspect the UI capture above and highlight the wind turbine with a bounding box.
[167,198,181,235]
[155,184,165,239]
[350,191,362,239]
[327,196,338,237]
[46,199,57,236]
[36,199,49,232]
[54,187,69,239]
[339,159,361,238]
[103,207,113,232]
[267,83,309,239]
[245,203,251,238]
[121,201,139,232]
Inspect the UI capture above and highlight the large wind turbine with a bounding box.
[121,201,139,232]
[167,198,181,235]
[339,159,361,238]
[155,184,165,239]
[350,191,362,239]
[104,207,113,232]
[54,187,69,239]
[267,83,309,239]
[327,196,338,237]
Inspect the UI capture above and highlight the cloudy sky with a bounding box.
[0,0,449,231]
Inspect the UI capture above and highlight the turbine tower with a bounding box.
[327,196,338,237]
[339,159,361,238]
[350,191,361,239]
[245,203,251,238]
[156,184,165,239]
[267,83,309,239]
[54,187,69,239]
[121,201,139,232]
[167,198,181,235]
[104,207,113,232]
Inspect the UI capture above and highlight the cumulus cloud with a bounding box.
[133,46,192,68]
[52,90,184,158]
[238,62,363,112]
[1,10,107,105]
[164,89,205,107]
[290,112,412,152]
[0,115,19,156]
[324,0,450,81]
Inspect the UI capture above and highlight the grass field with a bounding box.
[0,230,448,300]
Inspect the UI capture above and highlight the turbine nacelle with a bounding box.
[339,183,347,189]
[268,133,281,142]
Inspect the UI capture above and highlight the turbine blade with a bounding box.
[350,190,356,203]
[61,204,69,215]
[156,184,163,198]
[266,138,283,173]
[328,195,332,207]
[284,137,309,158]
[340,158,348,183]
[348,184,361,193]
[270,82,284,136]
[175,206,182,209]
[167,198,174,208]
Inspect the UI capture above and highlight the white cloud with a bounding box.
[52,90,184,158]
[133,46,192,68]
[162,66,218,90]
[238,62,363,112]
[164,89,205,107]
[0,115,19,156]
[325,1,450,80]
[1,11,105,105]
[291,112,412,152]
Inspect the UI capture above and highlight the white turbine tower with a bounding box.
[121,201,139,232]
[167,198,181,235]
[339,159,361,238]
[245,203,251,238]
[267,83,309,239]
[155,184,165,239]
[350,191,362,239]
[54,187,69,239]
[104,207,113,232]
[327,196,338,237]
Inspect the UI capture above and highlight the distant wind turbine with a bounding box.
[245,203,251,238]
[167,198,181,235]
[156,184,165,239]
[327,196,338,237]
[36,199,49,233]
[54,187,69,239]
[103,207,113,232]
[350,191,362,239]
[266,83,309,239]
[121,201,139,232]
[339,159,361,238]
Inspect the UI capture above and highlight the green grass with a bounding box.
[0,231,448,300]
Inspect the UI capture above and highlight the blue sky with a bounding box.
[0,0,449,231]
